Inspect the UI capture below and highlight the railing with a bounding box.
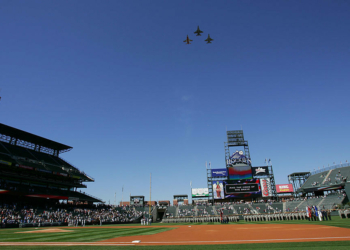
[59,157,95,181]
[310,162,350,176]
[71,190,102,202]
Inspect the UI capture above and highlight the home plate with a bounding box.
[132,240,141,243]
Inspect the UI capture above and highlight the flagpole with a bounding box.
[190,180,192,204]
[149,173,151,220]
[122,186,124,206]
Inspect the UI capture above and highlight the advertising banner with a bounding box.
[252,166,269,176]
[36,168,52,174]
[191,188,209,197]
[276,184,294,193]
[211,169,228,177]
[57,172,68,177]
[0,160,12,166]
[227,165,252,180]
[18,165,34,170]
[260,178,273,197]
[212,181,224,199]
[26,194,69,200]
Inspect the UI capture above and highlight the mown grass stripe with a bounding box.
[64,228,154,242]
[0,227,173,242]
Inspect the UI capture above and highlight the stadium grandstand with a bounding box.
[297,163,350,198]
[0,123,102,209]
[2,126,350,228]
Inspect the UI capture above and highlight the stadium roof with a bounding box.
[0,123,72,152]
[288,172,311,176]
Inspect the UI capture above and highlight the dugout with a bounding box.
[154,201,169,222]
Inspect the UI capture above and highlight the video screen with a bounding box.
[227,165,252,180]
[224,179,261,198]
[130,196,144,206]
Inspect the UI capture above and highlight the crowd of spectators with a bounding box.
[178,208,196,217]
[1,203,145,227]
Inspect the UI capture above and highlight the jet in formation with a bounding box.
[183,35,193,44]
[204,34,214,44]
[194,26,203,36]
[184,27,214,44]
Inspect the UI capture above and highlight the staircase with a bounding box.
[194,205,198,216]
[247,204,258,214]
[213,206,218,215]
[296,200,307,210]
[175,206,179,217]
[317,198,325,209]
[322,170,332,184]
[229,206,237,214]
[266,204,276,213]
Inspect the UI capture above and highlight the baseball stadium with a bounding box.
[1,124,350,249]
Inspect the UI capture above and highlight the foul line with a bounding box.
[116,236,350,244]
[0,243,135,246]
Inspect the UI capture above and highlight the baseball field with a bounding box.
[0,217,349,249]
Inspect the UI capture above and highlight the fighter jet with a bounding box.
[183,35,193,44]
[194,26,203,36]
[205,34,213,44]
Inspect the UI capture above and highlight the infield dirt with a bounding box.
[100,224,350,245]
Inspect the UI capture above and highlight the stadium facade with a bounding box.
[0,123,102,207]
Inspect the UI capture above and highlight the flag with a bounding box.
[306,206,311,218]
[314,206,318,217]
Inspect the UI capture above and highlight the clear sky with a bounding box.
[1,0,349,204]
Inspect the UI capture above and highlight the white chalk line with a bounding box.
[116,236,350,244]
[0,243,135,246]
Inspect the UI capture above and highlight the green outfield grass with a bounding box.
[0,227,174,242]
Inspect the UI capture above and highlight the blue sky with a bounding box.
[1,0,349,204]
